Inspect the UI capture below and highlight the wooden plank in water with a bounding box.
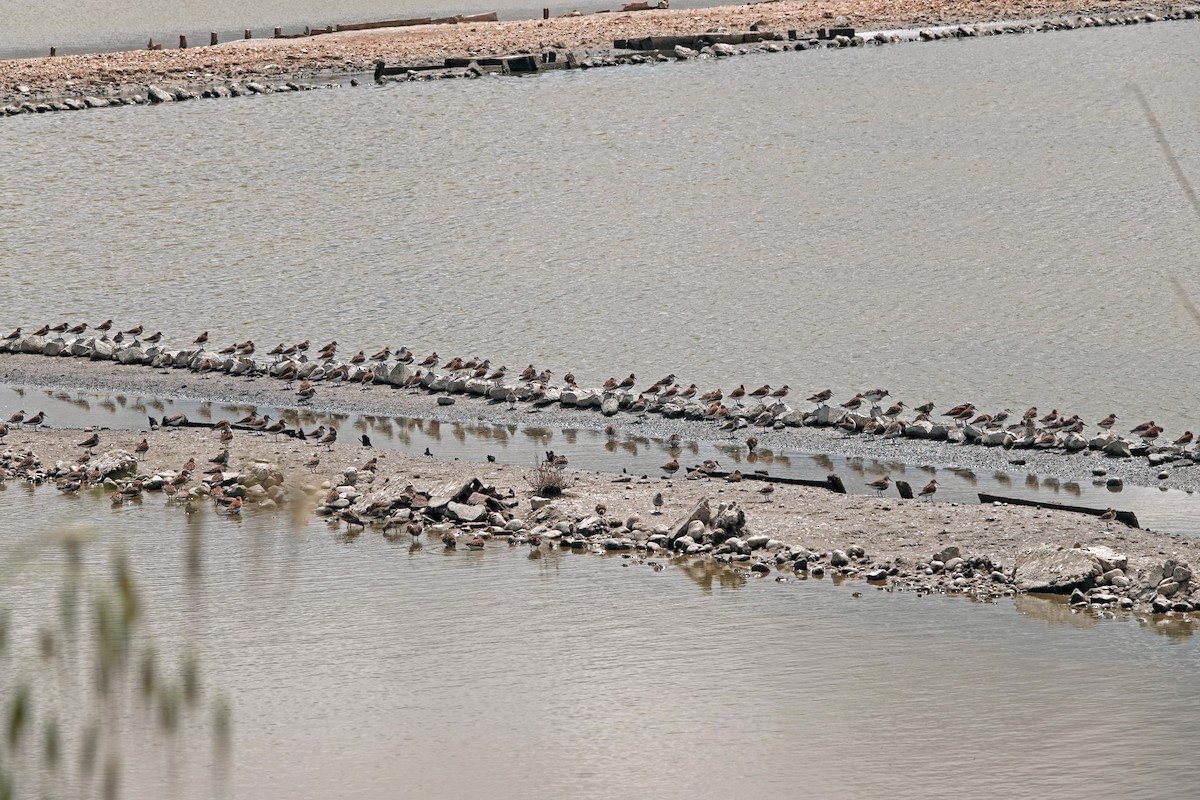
[977,493,1139,529]
[459,12,499,23]
[336,17,433,32]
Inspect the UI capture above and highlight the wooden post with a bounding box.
[49,46,56,56]
[895,480,914,500]
[210,32,218,46]
[826,474,846,494]
[274,26,282,38]
[179,34,188,48]
[543,8,549,19]
[245,29,252,39]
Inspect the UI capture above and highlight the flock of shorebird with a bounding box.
[2,322,1193,517]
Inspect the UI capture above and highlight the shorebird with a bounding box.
[305,453,321,473]
[1039,409,1059,425]
[1172,431,1194,447]
[881,401,906,418]
[319,427,338,449]
[652,492,664,514]
[209,449,229,465]
[758,484,775,501]
[126,325,144,335]
[1130,420,1156,434]
[519,364,537,381]
[1139,425,1162,442]
[862,388,889,404]
[771,385,790,398]
[144,331,163,343]
[943,403,974,418]
[914,402,935,414]
[134,438,149,459]
[193,331,208,345]
[95,320,113,332]
[746,436,758,452]
[724,470,744,483]
[31,325,49,336]
[595,503,607,517]
[419,351,439,367]
[661,458,680,475]
[618,374,637,389]
[699,388,722,402]
[465,536,486,551]
[370,347,391,362]
[78,432,100,450]
[919,479,938,501]
[441,531,457,550]
[1097,414,1118,430]
[25,411,45,430]
[729,384,746,399]
[3,327,19,340]
[808,389,833,405]
[50,323,68,333]
[679,384,698,399]
[840,394,864,411]
[1098,507,1118,529]
[67,323,87,334]
[6,410,25,425]
[749,384,771,397]
[866,475,891,495]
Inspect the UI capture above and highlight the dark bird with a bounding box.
[78,432,100,450]
[424,447,433,457]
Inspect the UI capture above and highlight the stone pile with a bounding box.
[3,329,1195,474]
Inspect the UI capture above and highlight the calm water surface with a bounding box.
[2,24,1198,435]
[1,489,1198,799]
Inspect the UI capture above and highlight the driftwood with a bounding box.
[977,493,1140,529]
[337,12,497,33]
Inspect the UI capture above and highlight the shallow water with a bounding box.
[2,24,1199,438]
[1,489,1198,799]
[3,381,1198,533]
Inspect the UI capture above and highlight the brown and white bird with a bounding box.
[134,438,150,458]
[193,331,209,344]
[758,483,775,501]
[866,475,892,495]
[919,479,938,501]
[78,432,100,450]
[1097,413,1118,430]
[661,458,680,475]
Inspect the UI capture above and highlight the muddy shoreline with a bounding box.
[1,2,1192,107]
[1,401,1197,624]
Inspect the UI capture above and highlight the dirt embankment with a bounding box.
[0,1,1180,102]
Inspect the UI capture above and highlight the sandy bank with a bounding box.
[2,419,1197,624]
[0,1,1182,103]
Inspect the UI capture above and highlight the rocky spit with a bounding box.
[1,2,1195,111]
[1,419,1196,625]
[0,322,1197,624]
[1,327,1198,497]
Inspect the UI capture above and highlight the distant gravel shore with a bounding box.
[0,1,1182,103]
